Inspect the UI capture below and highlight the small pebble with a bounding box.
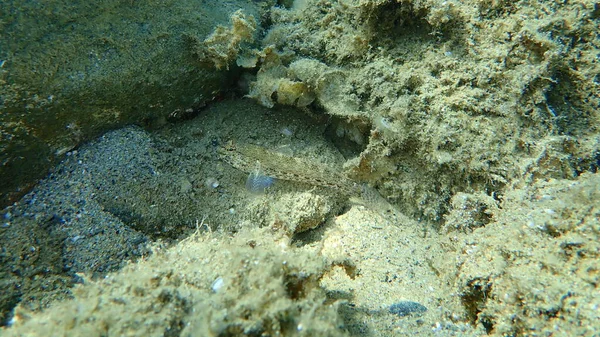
[205,177,220,189]
[211,277,224,293]
[389,301,428,317]
[281,127,294,137]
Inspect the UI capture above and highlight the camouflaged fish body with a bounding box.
[218,142,404,221]
[217,143,358,194]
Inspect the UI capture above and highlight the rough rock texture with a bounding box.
[438,172,600,336]
[246,0,600,223]
[3,228,349,337]
[271,191,333,235]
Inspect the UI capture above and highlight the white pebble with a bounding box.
[205,177,220,189]
[211,277,224,293]
[281,127,294,137]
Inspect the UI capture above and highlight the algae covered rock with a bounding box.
[0,0,273,207]
[246,50,317,108]
[445,173,600,335]
[270,191,333,235]
[193,9,258,70]
[3,227,348,337]
[245,0,600,224]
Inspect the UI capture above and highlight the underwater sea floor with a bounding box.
[1,99,598,336]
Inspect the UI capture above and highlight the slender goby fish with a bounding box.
[217,142,357,193]
[217,142,407,222]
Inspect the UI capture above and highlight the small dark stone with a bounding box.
[389,301,428,317]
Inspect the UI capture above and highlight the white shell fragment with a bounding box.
[211,276,224,293]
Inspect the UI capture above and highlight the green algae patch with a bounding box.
[3,227,348,337]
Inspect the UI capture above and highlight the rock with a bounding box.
[0,0,274,207]
[389,301,428,317]
[271,192,332,235]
